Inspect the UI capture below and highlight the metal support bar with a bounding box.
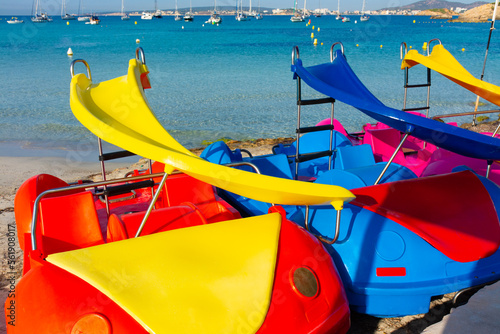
[486,160,493,179]
[304,205,342,244]
[30,172,166,251]
[492,122,500,138]
[135,173,168,238]
[374,133,410,185]
[295,77,302,180]
[432,109,500,120]
[328,101,334,171]
[97,138,110,216]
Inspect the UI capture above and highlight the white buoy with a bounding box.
[136,39,140,43]
[182,26,184,29]
[67,47,73,57]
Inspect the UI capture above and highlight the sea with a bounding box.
[1,14,499,161]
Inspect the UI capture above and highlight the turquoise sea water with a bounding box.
[1,15,499,159]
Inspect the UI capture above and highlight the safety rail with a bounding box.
[30,172,166,251]
[304,205,342,244]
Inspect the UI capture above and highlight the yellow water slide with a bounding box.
[402,44,500,107]
[69,57,355,210]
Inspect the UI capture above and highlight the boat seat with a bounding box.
[107,205,207,242]
[314,162,416,189]
[334,144,376,169]
[315,169,367,189]
[273,130,352,157]
[39,191,105,256]
[363,128,404,163]
[200,141,243,164]
[351,171,500,263]
[14,174,71,251]
[244,154,294,180]
[158,172,241,224]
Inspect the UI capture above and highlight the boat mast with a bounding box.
[121,0,124,15]
[473,0,499,125]
[362,0,366,14]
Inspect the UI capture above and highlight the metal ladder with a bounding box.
[400,39,441,118]
[291,44,344,180]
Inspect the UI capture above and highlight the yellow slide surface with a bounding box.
[70,58,355,209]
[48,214,282,334]
[402,44,500,107]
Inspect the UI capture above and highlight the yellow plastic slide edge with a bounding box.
[402,44,500,107]
[70,59,355,210]
[47,214,282,334]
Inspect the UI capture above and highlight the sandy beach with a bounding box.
[0,139,464,334]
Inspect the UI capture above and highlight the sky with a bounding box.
[0,0,486,15]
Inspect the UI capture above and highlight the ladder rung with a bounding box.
[99,150,137,161]
[297,97,335,106]
[404,83,430,88]
[402,107,430,112]
[297,124,334,134]
[294,150,333,163]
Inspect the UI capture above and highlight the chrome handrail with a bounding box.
[70,59,92,81]
[427,38,442,56]
[291,45,300,65]
[30,172,165,251]
[400,42,408,60]
[304,205,342,244]
[135,47,146,64]
[330,42,345,62]
[225,161,261,174]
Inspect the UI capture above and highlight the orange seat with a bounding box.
[14,174,70,251]
[152,162,240,223]
[107,205,207,242]
[39,191,104,256]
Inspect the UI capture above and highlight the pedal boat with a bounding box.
[200,44,500,317]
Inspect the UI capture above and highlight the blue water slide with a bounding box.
[291,50,500,161]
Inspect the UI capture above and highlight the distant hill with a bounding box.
[380,0,487,11]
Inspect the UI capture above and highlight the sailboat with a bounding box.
[255,0,263,19]
[302,0,310,19]
[206,0,222,24]
[235,0,249,21]
[336,0,342,20]
[77,0,91,21]
[183,0,194,21]
[153,0,162,18]
[315,0,322,17]
[61,0,76,20]
[360,0,369,21]
[248,0,257,17]
[290,0,304,22]
[121,0,130,20]
[32,0,53,22]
